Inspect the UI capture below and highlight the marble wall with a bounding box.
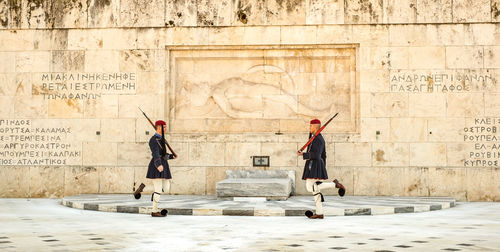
[0,0,499,201]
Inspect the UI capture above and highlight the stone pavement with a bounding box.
[62,194,456,216]
[0,198,499,251]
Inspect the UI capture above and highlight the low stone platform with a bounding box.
[62,194,456,216]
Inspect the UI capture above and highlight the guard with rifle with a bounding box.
[140,108,177,217]
[297,114,345,219]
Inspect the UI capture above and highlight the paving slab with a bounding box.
[62,194,456,216]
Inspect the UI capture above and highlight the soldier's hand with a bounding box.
[173,154,178,159]
[157,165,164,172]
[297,151,303,156]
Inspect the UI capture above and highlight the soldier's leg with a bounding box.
[306,179,324,215]
[162,179,171,194]
[152,179,162,213]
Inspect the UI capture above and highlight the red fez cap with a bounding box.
[155,120,166,126]
[310,119,321,125]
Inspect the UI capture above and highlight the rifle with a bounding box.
[139,107,177,157]
[298,113,339,152]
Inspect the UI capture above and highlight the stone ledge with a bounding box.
[62,194,456,216]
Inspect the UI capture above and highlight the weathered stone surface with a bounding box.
[428,168,466,200]
[217,178,292,198]
[452,0,491,23]
[51,0,88,28]
[266,0,305,25]
[408,47,445,69]
[261,142,298,167]
[120,0,164,27]
[410,143,447,166]
[225,142,260,167]
[334,143,371,166]
[165,0,197,27]
[88,0,120,28]
[416,0,452,23]
[371,93,408,117]
[100,119,136,142]
[29,166,64,198]
[493,0,500,22]
[171,166,206,194]
[344,0,383,24]
[446,93,484,117]
[372,143,409,166]
[390,118,426,142]
[82,142,117,166]
[98,166,134,193]
[409,93,446,117]
[196,0,232,26]
[306,0,344,24]
[484,46,500,68]
[63,166,99,196]
[0,166,30,197]
[466,167,499,201]
[384,0,417,24]
[404,167,429,196]
[51,50,85,72]
[484,94,500,116]
[353,167,405,196]
[188,142,225,166]
[427,118,465,142]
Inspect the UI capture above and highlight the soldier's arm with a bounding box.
[149,138,163,168]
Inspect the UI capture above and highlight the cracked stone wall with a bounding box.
[0,0,499,201]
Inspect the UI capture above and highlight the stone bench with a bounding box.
[216,170,294,201]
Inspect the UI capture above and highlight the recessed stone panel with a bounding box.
[168,45,359,133]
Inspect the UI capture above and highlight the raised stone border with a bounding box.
[62,194,456,216]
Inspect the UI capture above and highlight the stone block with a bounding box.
[100,119,136,142]
[384,0,417,24]
[51,0,88,28]
[428,167,466,200]
[20,0,52,29]
[165,0,197,27]
[217,178,292,199]
[196,0,232,26]
[13,95,47,118]
[63,119,101,142]
[409,93,446,117]
[408,47,445,69]
[426,24,464,46]
[119,50,154,72]
[51,50,85,72]
[48,99,84,118]
[416,0,452,23]
[170,167,206,194]
[390,118,426,142]
[352,25,389,46]
[466,167,499,201]
[0,73,16,95]
[189,142,225,166]
[410,143,447,166]
[404,167,429,196]
[372,143,409,167]
[353,167,405,196]
[485,46,500,68]
[63,166,99,196]
[208,27,245,45]
[29,166,64,198]
[118,95,155,118]
[15,51,50,72]
[136,28,167,49]
[280,26,317,45]
[243,26,281,45]
[224,142,260,167]
[446,46,483,69]
[446,143,469,167]
[266,0,306,25]
[82,142,117,166]
[206,166,233,195]
[494,0,500,22]
[84,50,120,72]
[261,142,298,167]
[167,142,189,167]
[389,25,427,46]
[446,93,484,117]
[0,96,14,117]
[0,166,29,197]
[87,0,120,28]
[98,166,135,193]
[360,117,390,142]
[316,25,352,44]
[452,0,491,23]
[371,93,408,117]
[171,27,210,45]
[465,24,496,46]
[334,143,372,166]
[0,52,15,72]
[306,0,344,24]
[322,166,354,196]
[120,0,165,27]
[83,95,119,118]
[484,94,500,116]
[427,118,465,142]
[344,0,383,24]
[117,143,150,166]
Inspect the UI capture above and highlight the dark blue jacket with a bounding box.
[301,133,328,180]
[146,134,173,179]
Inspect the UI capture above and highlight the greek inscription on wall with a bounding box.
[33,72,137,100]
[389,70,494,93]
[462,118,500,167]
[0,120,81,166]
